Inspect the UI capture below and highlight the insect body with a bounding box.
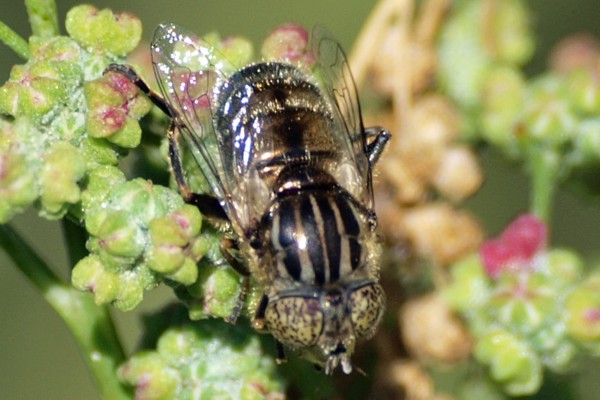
[108,23,390,374]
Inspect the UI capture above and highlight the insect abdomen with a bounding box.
[269,190,364,286]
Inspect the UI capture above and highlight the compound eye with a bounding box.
[349,283,385,338]
[265,297,323,348]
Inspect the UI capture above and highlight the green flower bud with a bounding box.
[94,210,145,258]
[146,206,204,285]
[76,172,212,310]
[166,257,198,286]
[574,118,600,163]
[480,67,525,152]
[0,62,67,121]
[475,329,542,395]
[523,76,577,146]
[175,204,203,238]
[84,73,151,148]
[39,141,86,219]
[104,117,142,148]
[29,36,82,80]
[71,255,121,304]
[0,119,40,222]
[65,5,142,56]
[114,273,147,311]
[80,165,127,215]
[493,0,535,65]
[201,32,254,71]
[80,137,121,168]
[530,323,576,372]
[445,254,491,313]
[487,272,555,335]
[438,2,491,109]
[118,352,180,400]
[545,248,583,288]
[147,216,189,273]
[119,319,285,400]
[565,274,600,350]
[564,68,600,115]
[186,262,242,320]
[261,24,313,66]
[220,37,254,67]
[109,179,177,224]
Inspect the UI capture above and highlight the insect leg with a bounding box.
[220,237,250,276]
[105,64,174,117]
[275,341,287,364]
[104,65,229,220]
[166,127,229,220]
[225,274,249,324]
[364,126,391,166]
[252,294,269,332]
[220,237,250,323]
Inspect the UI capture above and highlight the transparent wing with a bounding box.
[310,26,373,206]
[151,23,243,226]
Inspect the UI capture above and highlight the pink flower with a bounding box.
[480,214,547,278]
[261,24,315,66]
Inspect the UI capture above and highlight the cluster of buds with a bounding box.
[0,5,147,222]
[445,214,600,395]
[71,165,218,311]
[2,4,292,397]
[439,0,600,183]
[0,4,253,316]
[118,308,285,400]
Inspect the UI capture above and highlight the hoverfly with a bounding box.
[107,22,390,374]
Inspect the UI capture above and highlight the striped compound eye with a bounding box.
[349,283,385,339]
[265,296,323,348]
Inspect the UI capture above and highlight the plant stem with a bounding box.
[62,218,88,269]
[25,0,59,38]
[0,224,130,399]
[528,146,559,223]
[0,21,30,60]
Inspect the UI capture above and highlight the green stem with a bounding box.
[528,146,560,223]
[0,21,30,60]
[25,0,59,38]
[61,218,88,269]
[0,224,130,399]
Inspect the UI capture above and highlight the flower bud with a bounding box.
[39,141,86,219]
[119,320,285,399]
[475,329,542,395]
[262,24,313,66]
[65,5,142,56]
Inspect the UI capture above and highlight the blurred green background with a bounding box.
[1,1,600,399]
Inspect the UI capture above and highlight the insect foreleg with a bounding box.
[103,64,228,221]
[165,125,228,220]
[275,341,287,364]
[364,126,391,166]
[252,294,269,332]
[104,64,174,117]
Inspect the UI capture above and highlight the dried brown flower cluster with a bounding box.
[349,0,485,397]
[351,0,484,268]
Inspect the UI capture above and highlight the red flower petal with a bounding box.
[480,239,514,278]
[501,214,547,260]
[480,214,547,278]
